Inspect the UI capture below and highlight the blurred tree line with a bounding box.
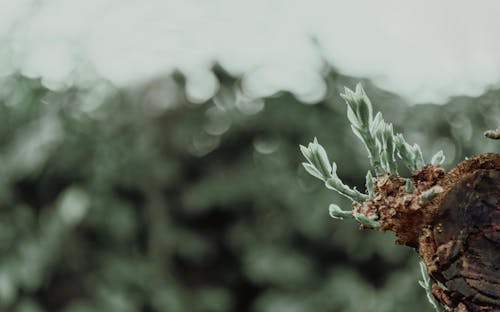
[0,73,498,312]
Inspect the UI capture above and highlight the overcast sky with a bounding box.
[2,0,500,104]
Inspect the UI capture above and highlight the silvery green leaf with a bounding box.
[325,177,343,191]
[370,112,384,135]
[354,83,373,127]
[331,161,337,175]
[351,84,365,104]
[419,262,429,284]
[346,104,362,128]
[365,171,374,197]
[299,144,313,163]
[375,124,385,146]
[302,163,324,181]
[311,138,332,178]
[394,133,409,151]
[353,212,381,228]
[421,185,443,202]
[393,133,403,145]
[371,119,385,147]
[325,178,368,203]
[342,86,369,128]
[413,144,425,169]
[405,179,415,193]
[395,134,418,170]
[328,204,352,220]
[380,151,389,172]
[340,87,355,105]
[355,82,364,94]
[384,124,394,150]
[374,139,383,155]
[373,125,386,172]
[384,124,398,174]
[419,261,445,312]
[430,150,445,165]
[357,101,371,128]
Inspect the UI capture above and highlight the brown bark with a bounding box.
[353,153,500,311]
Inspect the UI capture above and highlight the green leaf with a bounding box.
[347,104,362,128]
[354,83,373,128]
[365,171,374,198]
[311,138,332,178]
[299,144,313,163]
[384,124,398,174]
[302,163,324,181]
[430,150,445,165]
[370,112,384,135]
[331,161,337,175]
[413,144,425,169]
[419,261,445,312]
[421,185,443,202]
[394,134,420,171]
[405,179,415,193]
[328,204,352,220]
[353,212,381,228]
[325,177,368,203]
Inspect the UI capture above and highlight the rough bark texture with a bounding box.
[353,153,500,311]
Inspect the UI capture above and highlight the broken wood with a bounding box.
[353,153,500,311]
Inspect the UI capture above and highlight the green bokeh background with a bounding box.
[0,73,498,312]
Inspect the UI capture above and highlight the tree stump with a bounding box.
[353,153,500,311]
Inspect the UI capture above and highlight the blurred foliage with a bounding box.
[0,74,498,312]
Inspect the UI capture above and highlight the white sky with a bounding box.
[1,0,500,104]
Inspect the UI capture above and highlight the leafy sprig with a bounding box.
[394,133,425,171]
[300,138,368,203]
[339,84,442,175]
[300,83,446,224]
